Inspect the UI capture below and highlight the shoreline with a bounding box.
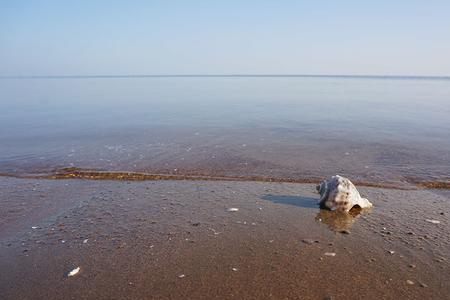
[1,168,449,190]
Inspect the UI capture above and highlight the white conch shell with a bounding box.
[316,175,372,212]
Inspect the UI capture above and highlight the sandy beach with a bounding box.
[1,177,449,299]
[2,1,450,299]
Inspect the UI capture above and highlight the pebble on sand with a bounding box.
[324,252,336,257]
[178,274,186,278]
[406,280,414,285]
[301,239,319,245]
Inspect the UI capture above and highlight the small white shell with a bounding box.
[425,219,440,224]
[227,208,239,212]
[67,267,80,277]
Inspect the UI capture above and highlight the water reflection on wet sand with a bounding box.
[316,208,369,232]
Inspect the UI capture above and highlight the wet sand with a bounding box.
[0,177,449,299]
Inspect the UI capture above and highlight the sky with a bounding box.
[1,1,450,76]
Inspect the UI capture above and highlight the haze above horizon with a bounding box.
[1,1,450,76]
[2,74,450,80]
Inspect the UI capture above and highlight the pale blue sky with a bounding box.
[1,1,449,76]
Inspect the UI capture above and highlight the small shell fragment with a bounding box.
[324,252,336,257]
[67,267,80,277]
[208,228,221,235]
[178,274,185,278]
[227,208,239,212]
[425,219,440,224]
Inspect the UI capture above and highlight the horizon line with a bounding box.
[1,74,450,80]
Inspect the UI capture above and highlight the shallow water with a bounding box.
[1,76,449,187]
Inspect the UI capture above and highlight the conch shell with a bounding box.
[316,175,372,212]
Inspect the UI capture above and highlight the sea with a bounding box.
[1,76,449,188]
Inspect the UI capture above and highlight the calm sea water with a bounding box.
[1,77,449,186]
